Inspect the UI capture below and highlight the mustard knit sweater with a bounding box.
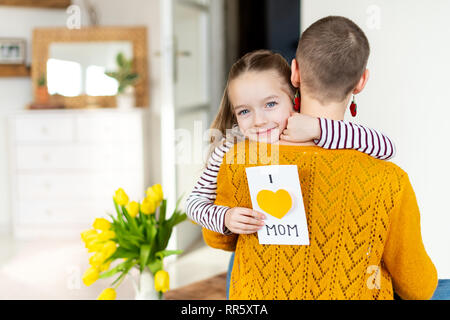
[202,140,438,300]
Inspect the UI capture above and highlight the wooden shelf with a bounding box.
[0,64,30,77]
[0,0,71,8]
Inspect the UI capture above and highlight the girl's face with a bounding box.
[228,70,293,143]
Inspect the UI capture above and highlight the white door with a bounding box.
[160,0,225,252]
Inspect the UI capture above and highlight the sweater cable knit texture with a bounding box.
[202,140,437,300]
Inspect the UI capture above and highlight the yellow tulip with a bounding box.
[82,266,99,286]
[152,184,164,199]
[154,270,170,293]
[86,239,104,253]
[97,230,116,242]
[114,188,129,206]
[80,229,98,243]
[93,218,111,231]
[146,190,160,207]
[84,234,99,246]
[125,201,139,218]
[97,288,116,300]
[141,196,156,215]
[146,184,163,205]
[146,187,158,201]
[102,241,117,258]
[89,251,106,268]
[99,260,111,272]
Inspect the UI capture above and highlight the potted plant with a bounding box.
[105,52,139,110]
[80,184,187,300]
[36,73,49,104]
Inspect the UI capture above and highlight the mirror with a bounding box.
[47,41,133,97]
[32,27,149,109]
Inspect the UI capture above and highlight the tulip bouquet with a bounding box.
[80,184,187,300]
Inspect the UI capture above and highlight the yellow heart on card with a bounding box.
[256,189,292,219]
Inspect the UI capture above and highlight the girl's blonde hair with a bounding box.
[209,50,295,151]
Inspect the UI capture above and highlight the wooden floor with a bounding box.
[165,272,227,300]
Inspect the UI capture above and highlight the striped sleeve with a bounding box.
[185,138,234,235]
[314,118,396,160]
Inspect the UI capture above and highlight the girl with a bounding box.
[185,50,396,236]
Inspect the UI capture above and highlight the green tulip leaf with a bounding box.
[109,247,139,260]
[140,244,151,272]
[99,258,134,279]
[122,206,142,238]
[158,199,167,224]
[111,261,135,286]
[155,250,183,261]
[147,259,163,275]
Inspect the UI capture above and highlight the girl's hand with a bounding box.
[224,207,266,234]
[280,113,321,143]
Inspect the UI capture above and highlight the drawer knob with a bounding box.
[42,153,50,162]
[41,126,48,135]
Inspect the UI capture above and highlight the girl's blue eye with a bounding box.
[238,109,249,116]
[266,101,277,108]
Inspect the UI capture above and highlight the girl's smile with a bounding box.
[256,127,276,135]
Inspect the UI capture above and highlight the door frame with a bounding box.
[159,0,225,250]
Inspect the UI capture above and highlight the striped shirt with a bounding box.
[185,118,396,234]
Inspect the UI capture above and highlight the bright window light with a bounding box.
[86,65,119,96]
[47,58,82,97]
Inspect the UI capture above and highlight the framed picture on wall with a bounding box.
[0,38,26,64]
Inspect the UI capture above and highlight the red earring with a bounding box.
[350,95,357,117]
[293,90,301,112]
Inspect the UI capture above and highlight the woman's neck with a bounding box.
[299,94,349,121]
[276,94,350,146]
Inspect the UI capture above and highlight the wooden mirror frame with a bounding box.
[32,26,149,109]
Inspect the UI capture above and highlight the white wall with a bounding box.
[0,6,68,233]
[0,0,163,234]
[90,0,163,190]
[302,0,450,278]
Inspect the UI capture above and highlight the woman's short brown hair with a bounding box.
[296,16,370,103]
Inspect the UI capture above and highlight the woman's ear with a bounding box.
[291,58,301,88]
[353,69,370,94]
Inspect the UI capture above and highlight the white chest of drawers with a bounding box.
[7,109,150,239]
